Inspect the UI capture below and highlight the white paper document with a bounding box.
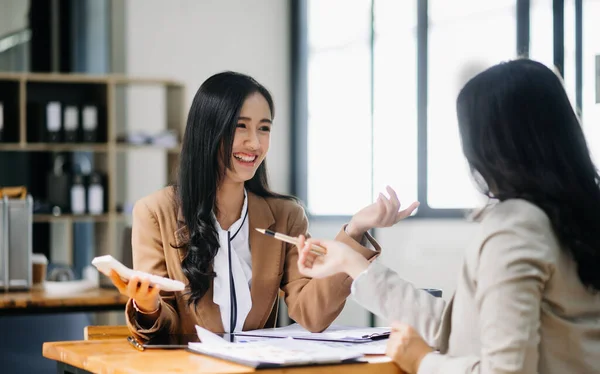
[311,339,388,355]
[188,325,365,368]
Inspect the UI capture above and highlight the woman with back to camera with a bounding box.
[108,71,419,342]
[294,59,600,373]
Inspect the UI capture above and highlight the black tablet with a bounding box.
[127,333,237,350]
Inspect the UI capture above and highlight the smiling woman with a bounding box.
[105,71,405,343]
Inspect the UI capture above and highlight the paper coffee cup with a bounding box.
[32,253,48,285]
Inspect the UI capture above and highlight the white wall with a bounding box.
[307,218,479,327]
[120,0,480,329]
[372,219,478,325]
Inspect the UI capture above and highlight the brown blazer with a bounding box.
[125,187,380,342]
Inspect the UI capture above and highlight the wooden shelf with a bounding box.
[33,214,127,223]
[0,72,184,87]
[0,72,109,84]
[0,72,185,288]
[0,287,128,314]
[115,143,181,153]
[0,143,181,153]
[0,143,22,150]
[0,143,109,152]
[112,75,183,86]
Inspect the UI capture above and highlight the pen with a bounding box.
[255,228,327,256]
[127,336,145,351]
[361,332,390,340]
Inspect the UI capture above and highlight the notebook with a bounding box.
[187,325,365,368]
[234,323,391,343]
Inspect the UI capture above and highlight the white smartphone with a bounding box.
[92,255,185,292]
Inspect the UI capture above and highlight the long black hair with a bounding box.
[175,71,295,305]
[457,58,600,292]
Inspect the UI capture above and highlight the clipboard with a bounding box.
[289,331,390,343]
[235,331,389,343]
[234,324,391,344]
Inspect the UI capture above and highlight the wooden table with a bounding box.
[0,287,128,316]
[43,339,402,374]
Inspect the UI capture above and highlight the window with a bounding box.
[529,0,581,143]
[564,0,577,103]
[427,0,516,209]
[306,0,372,216]
[529,0,554,69]
[529,0,600,173]
[581,0,600,167]
[298,0,590,217]
[373,0,418,210]
[306,0,418,216]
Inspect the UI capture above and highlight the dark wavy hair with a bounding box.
[456,58,600,292]
[174,71,295,305]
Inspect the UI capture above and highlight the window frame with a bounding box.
[291,0,583,219]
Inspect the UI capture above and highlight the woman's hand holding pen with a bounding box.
[346,186,419,242]
[296,235,369,279]
[109,270,161,314]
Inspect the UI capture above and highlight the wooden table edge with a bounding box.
[42,339,400,374]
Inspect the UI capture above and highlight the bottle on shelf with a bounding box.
[46,154,70,215]
[70,174,86,215]
[45,101,62,143]
[63,105,80,143]
[82,105,98,143]
[87,172,104,215]
[72,153,92,214]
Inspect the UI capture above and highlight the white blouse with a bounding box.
[212,190,253,332]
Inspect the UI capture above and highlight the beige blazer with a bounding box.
[125,187,380,342]
[352,199,600,373]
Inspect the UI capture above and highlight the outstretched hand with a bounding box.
[347,186,419,239]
